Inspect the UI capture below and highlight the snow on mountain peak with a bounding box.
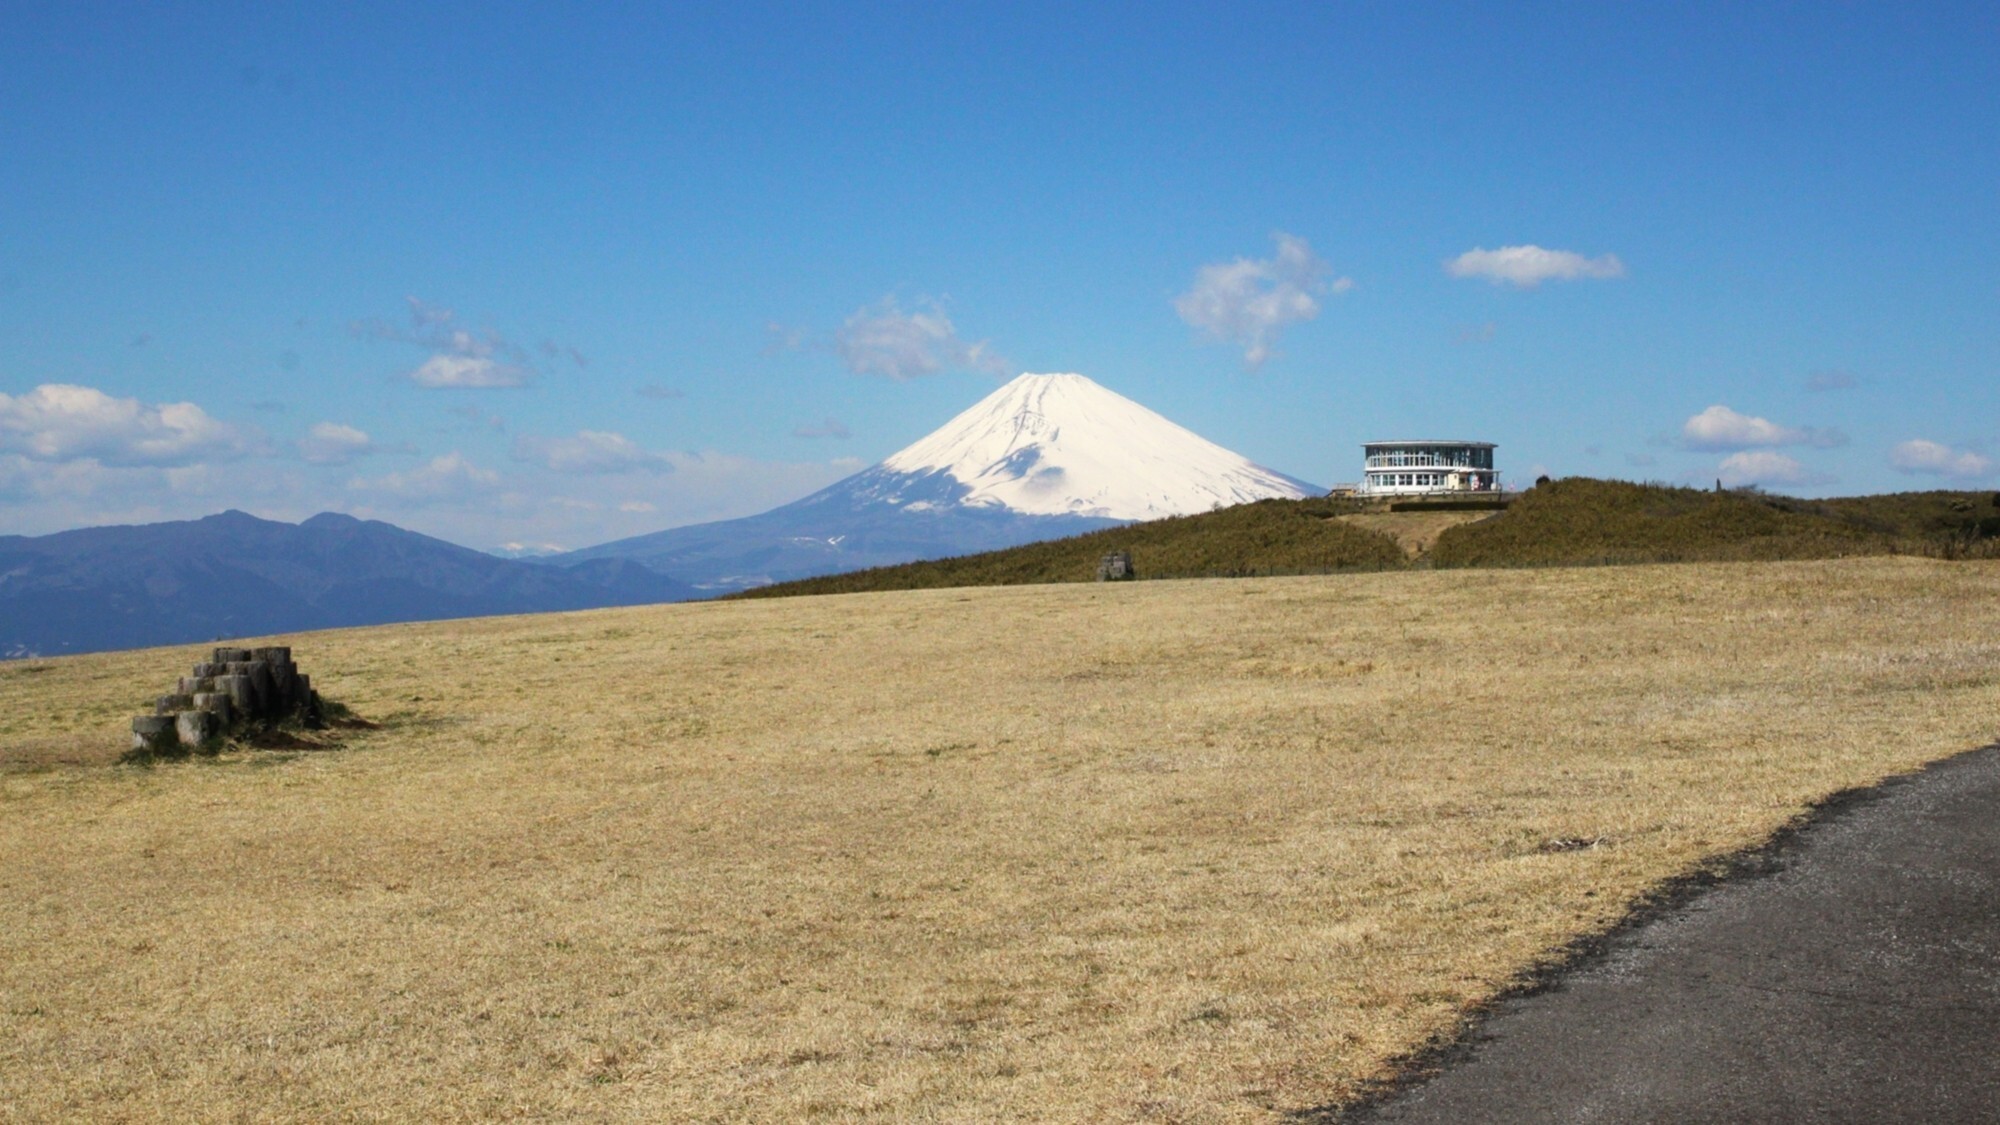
[877,372,1317,520]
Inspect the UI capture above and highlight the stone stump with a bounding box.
[192,692,233,726]
[131,716,176,756]
[256,647,301,708]
[217,674,254,716]
[175,709,221,751]
[225,661,277,719]
[129,647,331,759]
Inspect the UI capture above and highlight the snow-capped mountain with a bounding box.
[868,372,1316,519]
[560,373,1320,591]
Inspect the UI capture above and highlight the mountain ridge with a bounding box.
[0,510,694,658]
[561,373,1318,589]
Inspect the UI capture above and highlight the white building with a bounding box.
[1359,440,1499,496]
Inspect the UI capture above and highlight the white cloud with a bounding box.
[495,540,566,557]
[1805,370,1859,392]
[426,450,859,550]
[538,339,588,368]
[1890,439,1992,479]
[447,403,506,431]
[762,322,807,355]
[1681,405,1846,451]
[410,353,530,388]
[2,433,864,554]
[1446,245,1625,288]
[0,383,253,467]
[1716,450,1815,487]
[354,297,536,388]
[792,417,851,440]
[0,454,117,502]
[1174,233,1346,370]
[297,422,380,465]
[511,430,675,474]
[0,448,311,536]
[407,297,453,328]
[834,297,1008,381]
[349,452,501,503]
[1682,405,1803,449]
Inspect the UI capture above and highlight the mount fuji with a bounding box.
[560,373,1319,591]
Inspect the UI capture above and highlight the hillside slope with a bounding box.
[738,480,2000,600]
[1426,479,1992,567]
[734,497,1409,598]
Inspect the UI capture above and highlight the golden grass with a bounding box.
[3,557,1998,1121]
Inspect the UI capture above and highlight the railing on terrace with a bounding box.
[1365,453,1491,468]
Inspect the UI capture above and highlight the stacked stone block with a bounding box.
[1096,551,1135,581]
[130,646,322,755]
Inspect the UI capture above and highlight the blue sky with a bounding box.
[3,3,1995,548]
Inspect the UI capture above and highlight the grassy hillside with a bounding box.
[1427,478,1881,566]
[1821,488,2000,545]
[5,560,2000,1120]
[740,480,2000,600]
[734,496,1409,598]
[1430,478,2000,567]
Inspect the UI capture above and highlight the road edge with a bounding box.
[1293,740,2000,1122]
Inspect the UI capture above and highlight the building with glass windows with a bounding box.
[1359,440,1498,496]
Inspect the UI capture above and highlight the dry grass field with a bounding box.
[1332,510,1496,558]
[4,556,1999,1121]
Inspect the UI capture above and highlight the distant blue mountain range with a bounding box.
[555,463,1122,592]
[0,510,695,659]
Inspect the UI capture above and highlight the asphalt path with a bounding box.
[1329,744,2000,1124]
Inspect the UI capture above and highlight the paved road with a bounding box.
[1334,744,2000,1124]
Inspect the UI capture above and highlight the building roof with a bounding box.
[1361,439,1496,449]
